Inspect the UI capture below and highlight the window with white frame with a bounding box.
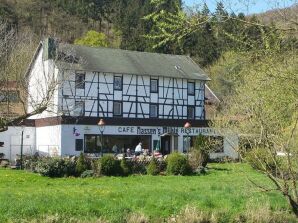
[150,78,158,93]
[113,101,122,116]
[150,104,158,118]
[75,73,85,89]
[187,81,195,95]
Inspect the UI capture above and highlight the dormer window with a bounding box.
[75,73,85,89]
[187,81,195,95]
[114,76,122,91]
[150,78,158,93]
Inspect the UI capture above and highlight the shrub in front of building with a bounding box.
[120,158,131,176]
[192,134,210,168]
[146,158,160,175]
[80,170,95,178]
[99,155,121,176]
[130,160,148,175]
[166,152,192,175]
[75,152,88,176]
[34,157,77,177]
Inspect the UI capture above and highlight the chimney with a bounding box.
[43,37,57,60]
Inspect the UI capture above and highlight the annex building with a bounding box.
[0,38,238,160]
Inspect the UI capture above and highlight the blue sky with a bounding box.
[183,0,297,14]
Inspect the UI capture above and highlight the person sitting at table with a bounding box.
[126,148,132,157]
[112,144,118,154]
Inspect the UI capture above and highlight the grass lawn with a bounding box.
[0,163,295,222]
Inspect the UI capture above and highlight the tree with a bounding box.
[214,50,298,216]
[0,22,77,132]
[74,30,109,47]
[0,21,42,132]
[145,0,298,216]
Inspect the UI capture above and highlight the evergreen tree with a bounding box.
[201,3,210,16]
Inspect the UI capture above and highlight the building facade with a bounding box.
[0,39,238,160]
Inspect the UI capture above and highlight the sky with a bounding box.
[183,0,297,14]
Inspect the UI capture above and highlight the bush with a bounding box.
[146,158,159,175]
[80,170,94,178]
[120,158,131,176]
[192,134,210,168]
[100,155,121,176]
[166,152,192,175]
[245,147,279,172]
[130,160,148,175]
[63,158,77,177]
[25,157,77,177]
[76,152,88,175]
[35,158,70,177]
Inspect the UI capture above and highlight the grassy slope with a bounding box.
[0,163,291,222]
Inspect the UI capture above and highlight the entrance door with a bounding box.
[161,135,171,155]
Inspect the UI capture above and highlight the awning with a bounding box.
[160,132,179,137]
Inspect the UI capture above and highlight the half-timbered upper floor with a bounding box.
[27,38,212,121]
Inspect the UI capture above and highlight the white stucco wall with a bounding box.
[0,126,36,161]
[35,125,61,156]
[27,47,59,119]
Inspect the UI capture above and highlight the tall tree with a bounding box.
[145,0,298,216]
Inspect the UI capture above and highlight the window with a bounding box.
[114,76,122,91]
[113,101,122,116]
[150,104,158,118]
[85,135,101,153]
[150,79,158,93]
[210,136,224,153]
[75,139,83,151]
[74,101,84,116]
[183,136,193,153]
[84,134,151,154]
[187,81,195,95]
[0,90,19,103]
[187,106,195,119]
[75,73,85,89]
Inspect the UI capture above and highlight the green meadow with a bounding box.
[0,163,295,222]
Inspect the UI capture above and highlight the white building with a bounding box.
[0,38,238,160]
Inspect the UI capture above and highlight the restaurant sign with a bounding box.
[117,126,216,135]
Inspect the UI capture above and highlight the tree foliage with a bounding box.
[74,30,108,47]
[214,48,298,216]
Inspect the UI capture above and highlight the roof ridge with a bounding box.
[62,43,189,58]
